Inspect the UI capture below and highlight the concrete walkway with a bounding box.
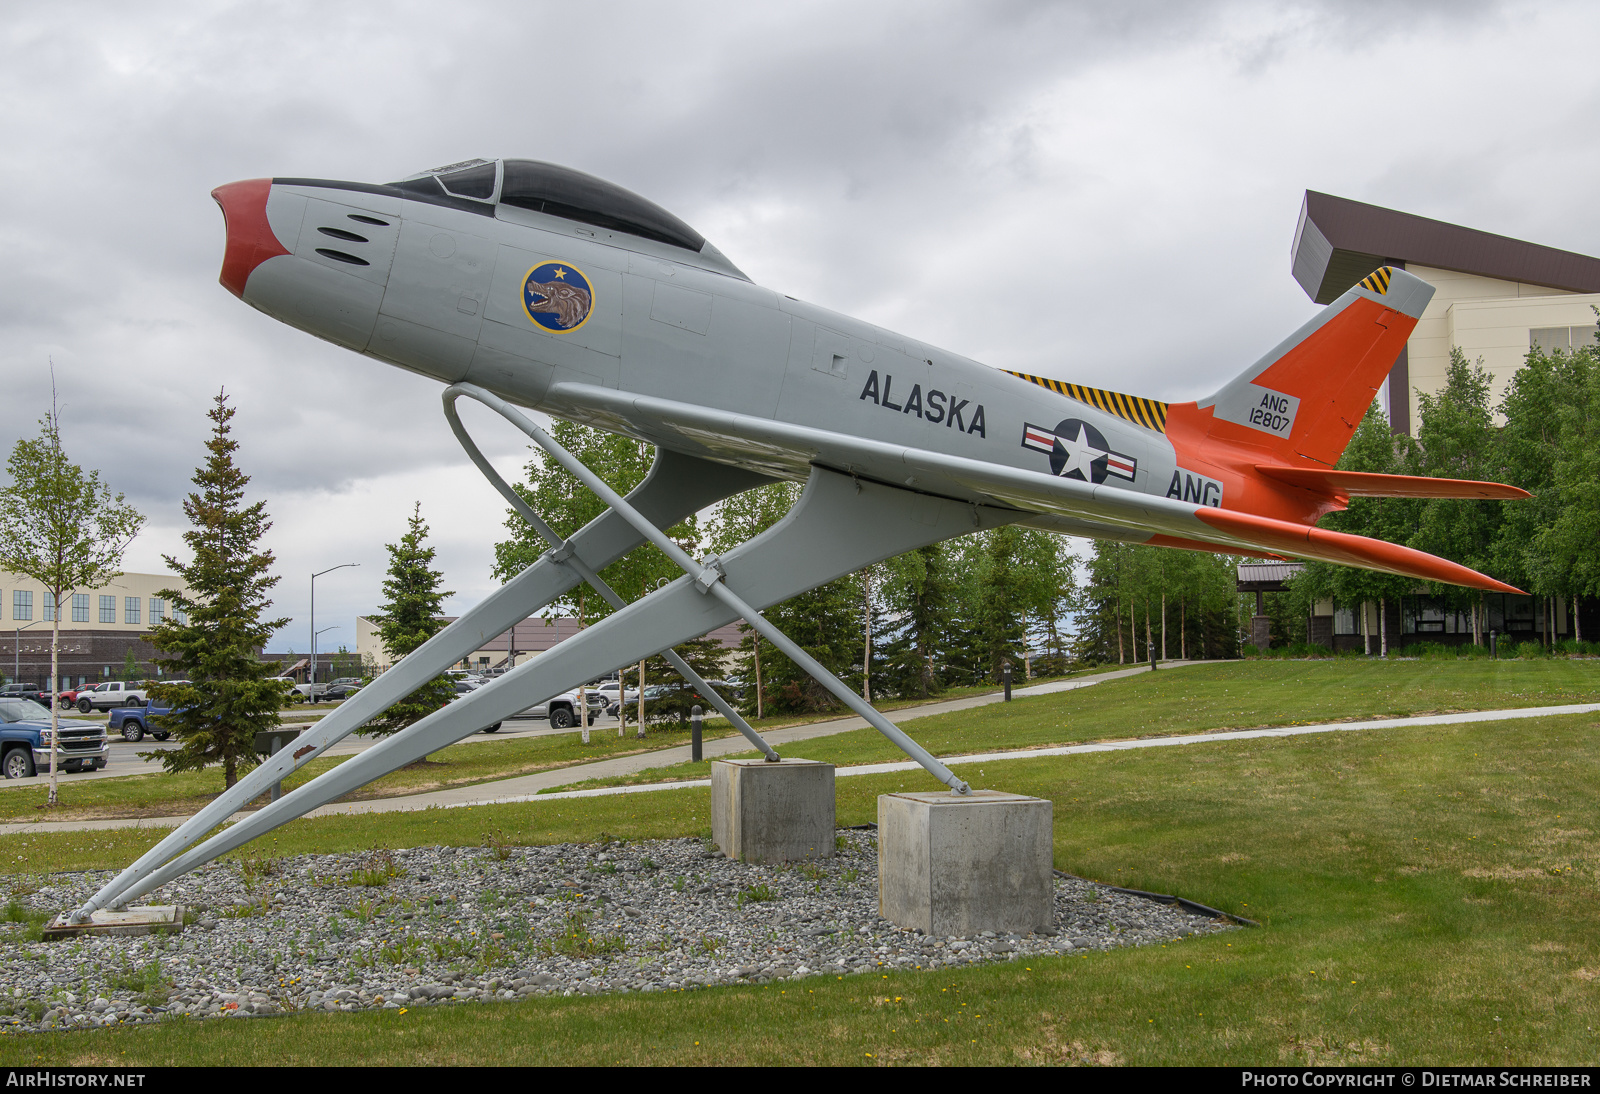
[293,662,1191,816]
[12,697,1599,834]
[0,663,1190,832]
[16,665,1595,835]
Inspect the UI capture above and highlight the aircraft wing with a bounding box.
[547,382,1523,593]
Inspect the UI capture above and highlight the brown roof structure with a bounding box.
[1236,562,1304,593]
[458,615,746,658]
[1291,191,1600,304]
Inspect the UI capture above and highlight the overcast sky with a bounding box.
[2,0,1597,654]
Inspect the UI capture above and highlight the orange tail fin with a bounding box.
[1178,266,1430,468]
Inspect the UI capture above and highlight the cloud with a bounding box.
[0,0,1593,648]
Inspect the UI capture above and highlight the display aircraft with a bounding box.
[68,157,1529,923]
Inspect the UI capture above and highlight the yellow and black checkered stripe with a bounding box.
[1357,266,1392,295]
[1003,371,1168,433]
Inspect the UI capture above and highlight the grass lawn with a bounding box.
[1,658,1598,1064]
[0,675,1086,822]
[548,657,1600,791]
[5,660,1596,821]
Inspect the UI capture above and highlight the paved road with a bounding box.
[0,710,615,788]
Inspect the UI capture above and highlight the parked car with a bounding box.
[271,676,327,704]
[607,684,673,720]
[76,681,149,713]
[322,681,364,701]
[0,698,109,778]
[595,680,639,707]
[445,681,502,733]
[107,702,173,744]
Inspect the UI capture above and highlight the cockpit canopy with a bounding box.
[391,158,706,253]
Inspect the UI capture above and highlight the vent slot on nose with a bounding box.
[315,248,370,266]
[317,226,369,243]
[349,214,389,226]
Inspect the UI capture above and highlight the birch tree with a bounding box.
[0,389,143,805]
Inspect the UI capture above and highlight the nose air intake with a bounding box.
[212,179,290,299]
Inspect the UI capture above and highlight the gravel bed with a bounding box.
[0,832,1233,1032]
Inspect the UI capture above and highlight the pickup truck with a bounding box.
[513,687,605,729]
[107,703,174,743]
[75,680,149,713]
[0,684,51,705]
[0,698,109,779]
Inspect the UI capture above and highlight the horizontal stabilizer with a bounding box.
[1255,466,1532,501]
[1194,507,1523,593]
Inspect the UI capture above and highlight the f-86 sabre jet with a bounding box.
[71,157,1527,922]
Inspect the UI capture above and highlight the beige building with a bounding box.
[0,569,191,688]
[1291,191,1600,434]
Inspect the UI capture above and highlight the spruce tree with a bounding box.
[367,504,456,735]
[639,630,726,728]
[148,391,287,789]
[877,544,955,698]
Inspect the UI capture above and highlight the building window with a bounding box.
[173,608,187,625]
[42,592,55,622]
[150,598,165,623]
[12,590,31,621]
[124,597,141,625]
[1333,606,1358,636]
[99,595,116,623]
[71,594,89,623]
[1531,327,1600,353]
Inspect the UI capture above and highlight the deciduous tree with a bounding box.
[0,387,143,804]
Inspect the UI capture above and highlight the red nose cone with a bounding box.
[212,179,291,299]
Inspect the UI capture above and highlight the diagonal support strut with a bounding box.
[104,464,1012,909]
[71,446,771,922]
[446,383,972,793]
[443,387,778,761]
[80,392,1018,914]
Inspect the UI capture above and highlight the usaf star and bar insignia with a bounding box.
[1021,419,1137,484]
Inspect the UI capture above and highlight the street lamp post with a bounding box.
[310,564,359,692]
[314,626,339,695]
[13,619,43,684]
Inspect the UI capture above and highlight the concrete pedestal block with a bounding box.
[878,791,1053,936]
[712,758,835,863]
[43,905,184,940]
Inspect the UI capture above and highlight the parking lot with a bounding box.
[0,707,632,788]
